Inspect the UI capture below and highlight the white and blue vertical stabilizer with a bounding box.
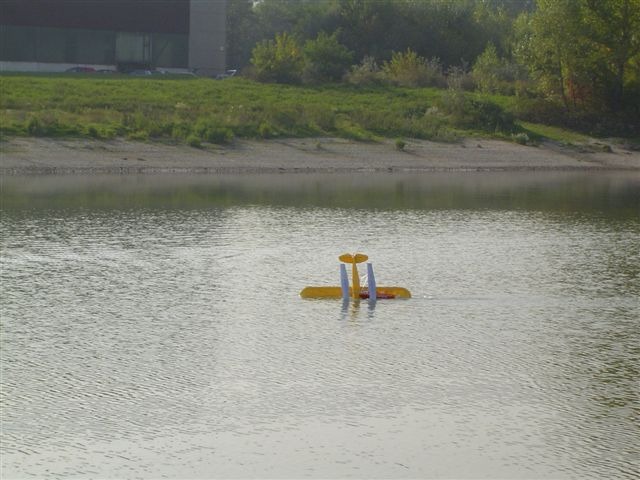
[340,263,350,301]
[366,263,377,301]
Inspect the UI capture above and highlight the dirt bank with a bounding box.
[1,137,639,175]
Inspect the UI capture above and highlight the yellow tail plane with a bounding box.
[338,253,368,264]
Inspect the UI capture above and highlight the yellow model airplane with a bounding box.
[300,253,411,300]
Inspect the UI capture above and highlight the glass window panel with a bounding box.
[152,33,188,68]
[0,25,37,61]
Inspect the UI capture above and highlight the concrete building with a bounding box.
[0,0,227,76]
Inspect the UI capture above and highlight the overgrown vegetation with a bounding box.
[228,0,639,137]
[1,74,537,145]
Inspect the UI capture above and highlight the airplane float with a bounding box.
[300,253,411,300]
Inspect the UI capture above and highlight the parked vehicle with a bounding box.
[129,69,167,76]
[65,66,96,73]
[215,69,237,80]
[129,69,153,76]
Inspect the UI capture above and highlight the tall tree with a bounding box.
[336,0,398,60]
[515,0,589,107]
[226,0,260,69]
[517,0,640,111]
[581,0,640,109]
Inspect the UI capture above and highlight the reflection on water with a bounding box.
[2,171,639,214]
[1,172,639,479]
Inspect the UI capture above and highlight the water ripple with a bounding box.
[1,175,639,479]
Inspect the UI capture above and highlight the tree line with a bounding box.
[226,0,639,134]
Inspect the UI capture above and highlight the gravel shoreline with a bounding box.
[1,137,639,175]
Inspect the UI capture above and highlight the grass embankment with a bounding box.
[0,74,606,147]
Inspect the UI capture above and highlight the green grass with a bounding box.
[517,121,591,144]
[0,74,597,146]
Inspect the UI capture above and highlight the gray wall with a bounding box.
[189,0,226,76]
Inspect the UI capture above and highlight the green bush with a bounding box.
[187,134,202,148]
[250,32,303,84]
[472,43,501,93]
[511,132,530,145]
[382,50,446,88]
[258,121,275,138]
[127,130,149,141]
[267,106,301,131]
[171,122,191,141]
[86,125,99,138]
[207,127,233,144]
[439,92,515,133]
[27,116,45,136]
[439,87,467,119]
[84,124,111,138]
[25,114,82,137]
[302,32,353,84]
[473,43,528,95]
[468,99,515,132]
[334,115,374,141]
[193,118,234,144]
[345,56,383,86]
[303,104,336,131]
[447,66,476,92]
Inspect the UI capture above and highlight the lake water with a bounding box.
[1,171,639,479]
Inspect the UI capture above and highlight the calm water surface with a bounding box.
[1,172,639,479]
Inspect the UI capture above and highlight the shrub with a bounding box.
[171,122,191,141]
[25,113,82,137]
[335,115,374,141]
[439,92,515,134]
[395,138,406,151]
[86,125,100,138]
[258,121,275,138]
[302,32,353,84]
[382,49,446,88]
[439,86,467,120]
[250,32,303,84]
[187,134,202,148]
[466,99,515,132]
[447,65,476,92]
[345,56,383,86]
[304,104,335,131]
[127,130,149,141]
[513,97,567,126]
[267,106,301,132]
[209,128,234,144]
[193,118,234,144]
[511,132,530,145]
[472,43,501,93]
[27,116,45,136]
[473,43,528,95]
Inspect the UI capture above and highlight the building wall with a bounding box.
[1,0,190,34]
[189,0,226,76]
[0,0,225,74]
[1,25,116,65]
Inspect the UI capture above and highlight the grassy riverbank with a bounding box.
[0,75,592,146]
[0,74,635,148]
